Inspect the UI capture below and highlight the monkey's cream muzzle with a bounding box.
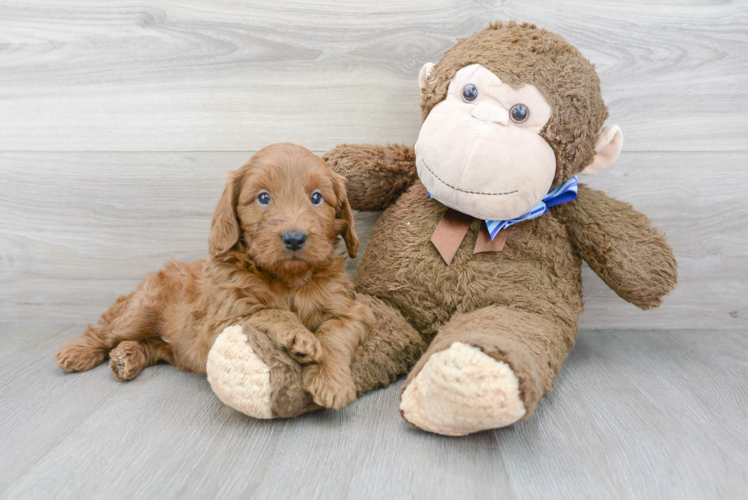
[415,64,556,221]
[470,101,509,125]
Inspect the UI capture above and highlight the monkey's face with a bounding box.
[415,64,556,221]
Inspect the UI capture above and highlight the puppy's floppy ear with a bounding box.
[209,168,244,257]
[330,170,359,258]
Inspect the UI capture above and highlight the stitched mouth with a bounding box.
[419,159,518,196]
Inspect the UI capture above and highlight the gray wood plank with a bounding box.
[1,151,746,329]
[0,0,745,152]
[0,324,127,492]
[504,330,748,499]
[0,324,745,499]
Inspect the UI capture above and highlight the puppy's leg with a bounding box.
[302,302,372,410]
[246,309,322,365]
[55,321,114,373]
[110,338,174,381]
[56,274,163,373]
[208,294,426,418]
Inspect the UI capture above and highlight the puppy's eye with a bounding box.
[462,84,478,102]
[510,103,529,123]
[310,191,323,206]
[257,191,271,205]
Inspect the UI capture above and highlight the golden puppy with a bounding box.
[56,143,374,409]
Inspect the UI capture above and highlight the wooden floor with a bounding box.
[0,323,745,500]
[2,1,747,499]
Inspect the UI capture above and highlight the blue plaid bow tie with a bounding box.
[484,176,579,239]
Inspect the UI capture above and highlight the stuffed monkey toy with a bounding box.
[207,22,677,436]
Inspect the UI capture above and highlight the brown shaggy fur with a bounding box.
[56,143,373,410]
[420,21,609,186]
[241,22,678,424]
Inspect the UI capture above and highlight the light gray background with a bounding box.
[1,1,746,499]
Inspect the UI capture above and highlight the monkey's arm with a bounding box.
[323,144,418,211]
[552,184,678,310]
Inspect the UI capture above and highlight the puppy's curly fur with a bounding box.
[56,143,374,410]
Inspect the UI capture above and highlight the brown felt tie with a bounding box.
[474,223,507,254]
[431,209,506,265]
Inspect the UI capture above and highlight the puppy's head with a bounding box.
[209,143,358,275]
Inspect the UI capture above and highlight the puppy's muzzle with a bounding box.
[282,230,307,251]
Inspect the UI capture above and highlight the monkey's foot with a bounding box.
[207,325,320,419]
[399,342,526,436]
[207,325,273,418]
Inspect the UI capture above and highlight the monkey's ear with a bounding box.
[418,62,436,94]
[580,125,624,175]
[330,170,359,258]
[209,169,243,257]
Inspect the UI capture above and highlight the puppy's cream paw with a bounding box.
[302,364,356,410]
[278,327,323,365]
[207,325,273,419]
[400,342,526,436]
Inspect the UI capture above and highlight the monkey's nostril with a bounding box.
[282,230,307,251]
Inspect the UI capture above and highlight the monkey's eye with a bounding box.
[462,84,479,102]
[310,191,323,206]
[510,103,529,123]
[257,191,271,205]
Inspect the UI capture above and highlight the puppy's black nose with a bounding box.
[282,230,307,251]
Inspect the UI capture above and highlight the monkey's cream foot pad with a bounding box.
[399,342,526,436]
[207,325,274,419]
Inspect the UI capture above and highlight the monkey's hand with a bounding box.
[323,144,418,212]
[552,183,678,310]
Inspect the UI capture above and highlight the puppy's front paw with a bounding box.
[301,363,356,410]
[277,327,322,365]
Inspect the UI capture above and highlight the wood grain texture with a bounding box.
[1,151,746,328]
[2,3,746,498]
[0,323,745,499]
[0,0,746,152]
